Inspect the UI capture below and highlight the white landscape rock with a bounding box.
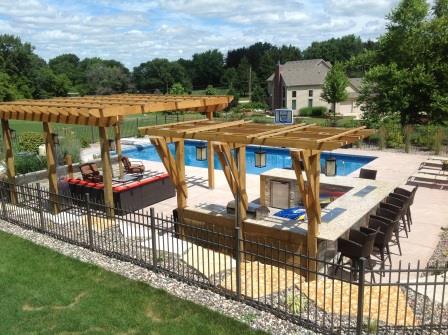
[141,233,193,256]
[43,212,80,225]
[118,221,152,240]
[410,272,448,306]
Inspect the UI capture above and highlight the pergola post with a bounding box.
[1,119,17,204]
[175,139,187,208]
[291,149,321,281]
[238,145,246,219]
[207,112,214,189]
[99,126,114,216]
[43,122,59,214]
[64,154,74,178]
[114,124,124,178]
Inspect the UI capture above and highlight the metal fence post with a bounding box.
[234,147,242,300]
[0,182,8,220]
[150,208,158,269]
[85,194,94,250]
[235,225,241,300]
[356,257,366,334]
[36,183,45,232]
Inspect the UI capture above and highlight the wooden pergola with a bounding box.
[0,94,232,213]
[139,120,374,262]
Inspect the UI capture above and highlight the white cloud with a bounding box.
[0,0,398,68]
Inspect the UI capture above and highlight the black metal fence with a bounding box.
[0,180,447,334]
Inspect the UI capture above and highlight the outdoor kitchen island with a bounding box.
[248,168,398,262]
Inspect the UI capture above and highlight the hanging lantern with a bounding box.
[196,143,207,161]
[108,139,116,151]
[325,157,337,176]
[254,147,266,168]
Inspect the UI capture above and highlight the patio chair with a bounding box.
[359,168,377,180]
[389,192,412,232]
[121,156,145,174]
[334,227,378,279]
[394,186,417,227]
[383,196,409,237]
[362,216,396,274]
[374,207,402,256]
[79,163,103,183]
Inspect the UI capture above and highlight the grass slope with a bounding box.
[0,230,265,335]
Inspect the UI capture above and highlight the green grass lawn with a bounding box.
[0,230,265,335]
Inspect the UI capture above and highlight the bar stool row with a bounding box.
[335,186,417,278]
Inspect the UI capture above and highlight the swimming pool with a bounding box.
[123,141,376,176]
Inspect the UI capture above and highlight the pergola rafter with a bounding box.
[139,120,374,275]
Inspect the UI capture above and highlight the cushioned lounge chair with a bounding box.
[79,163,103,183]
[122,156,145,174]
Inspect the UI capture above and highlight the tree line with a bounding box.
[0,33,373,102]
[0,0,446,127]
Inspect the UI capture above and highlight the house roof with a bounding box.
[267,60,362,93]
[266,59,332,86]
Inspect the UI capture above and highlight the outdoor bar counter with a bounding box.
[246,168,398,259]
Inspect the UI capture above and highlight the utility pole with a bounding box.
[248,65,252,102]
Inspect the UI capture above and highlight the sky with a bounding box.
[0,0,401,69]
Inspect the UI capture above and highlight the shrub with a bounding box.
[15,153,46,174]
[239,101,268,110]
[205,85,217,95]
[16,132,44,154]
[433,127,445,155]
[299,106,327,117]
[286,295,308,314]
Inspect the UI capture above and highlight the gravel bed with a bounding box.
[0,219,316,335]
[427,228,448,274]
[3,211,448,334]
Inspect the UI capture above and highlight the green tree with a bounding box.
[0,71,20,101]
[234,57,250,96]
[321,63,349,123]
[49,54,81,87]
[303,35,368,64]
[133,59,190,93]
[251,84,266,104]
[434,0,448,17]
[357,0,448,125]
[221,67,237,89]
[169,82,186,95]
[191,49,224,88]
[85,63,130,95]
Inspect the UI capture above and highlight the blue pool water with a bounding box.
[123,141,376,176]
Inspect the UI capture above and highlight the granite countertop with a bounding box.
[245,168,398,242]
